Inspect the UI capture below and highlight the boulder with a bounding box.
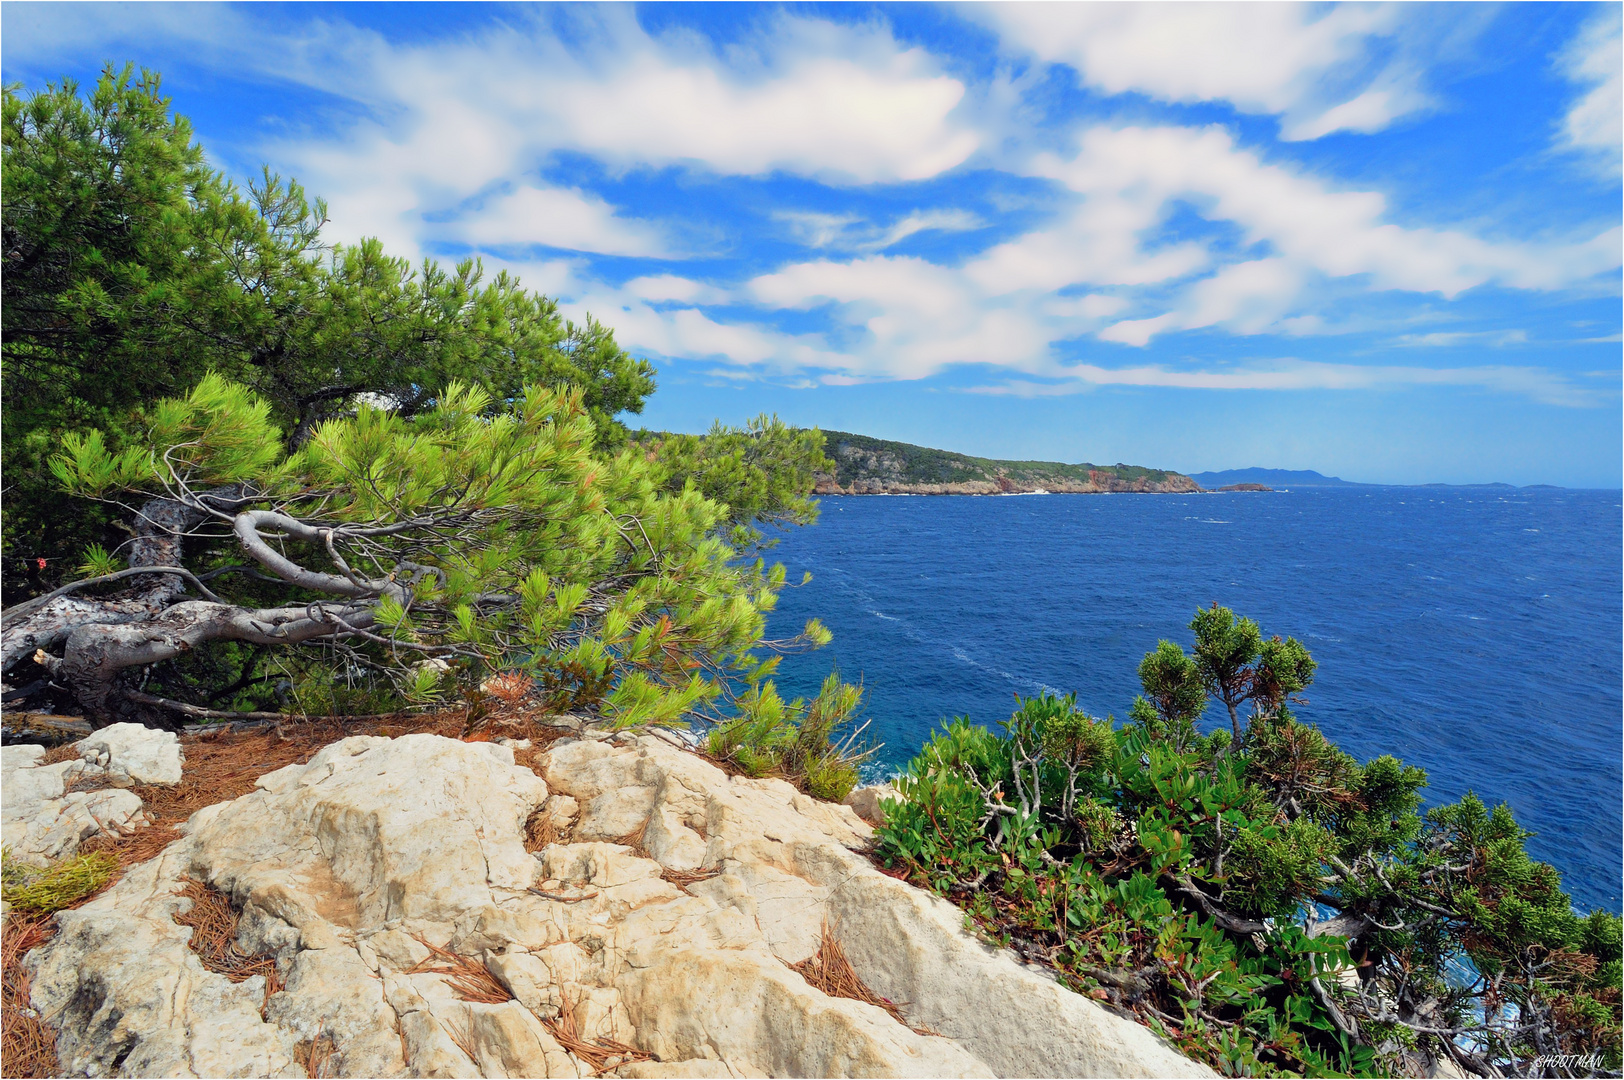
[77,721,186,786]
[842,783,900,827]
[2,742,146,867]
[24,731,1214,1078]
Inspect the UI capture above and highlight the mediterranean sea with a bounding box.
[762,487,1623,913]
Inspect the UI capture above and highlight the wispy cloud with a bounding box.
[970,2,1460,140]
[437,185,673,258]
[259,7,985,262]
[7,2,1613,423]
[1394,330,1529,348]
[774,208,984,251]
[1556,7,1623,177]
[726,123,1617,381]
[968,359,1594,407]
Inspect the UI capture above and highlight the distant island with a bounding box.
[809,440,1555,495]
[815,431,1199,495]
[1189,467,1364,487]
[1189,467,1548,490]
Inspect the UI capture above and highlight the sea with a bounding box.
[761,487,1624,914]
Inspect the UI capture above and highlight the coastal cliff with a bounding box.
[813,431,1200,495]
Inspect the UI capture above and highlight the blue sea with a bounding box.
[762,488,1624,913]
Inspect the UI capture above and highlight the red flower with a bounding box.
[35,557,47,570]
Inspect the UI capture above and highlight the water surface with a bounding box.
[763,488,1623,912]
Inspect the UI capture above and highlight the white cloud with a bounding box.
[775,211,867,249]
[999,125,1623,344]
[447,185,670,257]
[475,256,582,299]
[974,2,1436,139]
[970,359,1591,407]
[11,3,1605,413]
[230,9,984,267]
[540,27,977,183]
[693,121,1617,381]
[1,2,253,67]
[1556,7,1623,175]
[774,208,983,251]
[748,255,1054,378]
[875,209,985,248]
[557,285,846,374]
[1395,330,1530,348]
[621,275,730,305]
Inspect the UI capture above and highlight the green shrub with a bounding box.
[874,606,1622,1077]
[706,672,871,802]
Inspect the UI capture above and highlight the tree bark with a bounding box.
[1,490,238,674]
[1165,873,1268,936]
[34,598,379,725]
[1,484,405,727]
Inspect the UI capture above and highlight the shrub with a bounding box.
[875,606,1622,1077]
[706,672,871,801]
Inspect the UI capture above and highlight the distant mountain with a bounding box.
[1189,468,1365,488]
[1190,469,1560,489]
[816,431,1199,494]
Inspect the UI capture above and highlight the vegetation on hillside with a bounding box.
[819,430,1189,489]
[875,606,1621,1078]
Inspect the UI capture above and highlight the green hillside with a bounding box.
[818,430,1186,488]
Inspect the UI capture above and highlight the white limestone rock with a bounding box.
[23,730,1215,1079]
[2,741,144,867]
[77,721,185,786]
[843,782,901,826]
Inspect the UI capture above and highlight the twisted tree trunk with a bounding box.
[2,490,233,670]
[1,486,412,727]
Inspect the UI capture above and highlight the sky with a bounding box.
[4,2,1621,486]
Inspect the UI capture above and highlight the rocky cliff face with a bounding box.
[7,726,1211,1079]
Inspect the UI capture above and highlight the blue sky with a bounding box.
[5,2,1620,485]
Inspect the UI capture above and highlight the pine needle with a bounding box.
[172,878,283,1016]
[405,937,512,1004]
[792,920,932,1034]
[1,913,59,1078]
[544,997,651,1075]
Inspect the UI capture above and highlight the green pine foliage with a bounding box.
[45,374,851,733]
[705,671,871,801]
[1,847,119,913]
[875,606,1621,1077]
[3,66,653,600]
[638,415,833,553]
[5,65,851,782]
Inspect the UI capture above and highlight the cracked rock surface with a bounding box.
[24,731,1212,1078]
